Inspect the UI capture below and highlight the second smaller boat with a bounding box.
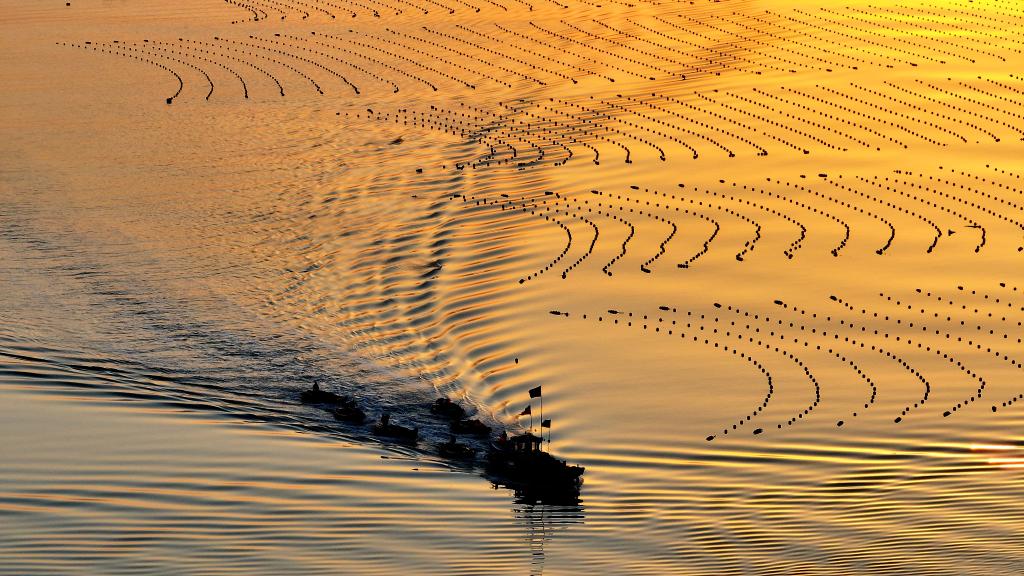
[300,382,349,407]
[437,435,476,460]
[451,418,491,437]
[430,397,467,420]
[372,412,419,443]
[332,399,366,424]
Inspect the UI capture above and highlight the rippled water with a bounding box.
[3,0,1024,573]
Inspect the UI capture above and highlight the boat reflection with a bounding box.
[512,499,585,576]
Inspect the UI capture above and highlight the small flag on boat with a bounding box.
[541,419,551,428]
[519,405,532,416]
[528,386,542,398]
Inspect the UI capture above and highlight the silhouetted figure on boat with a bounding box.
[300,381,349,406]
[430,397,466,420]
[373,412,418,442]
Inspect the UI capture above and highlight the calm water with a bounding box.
[3,0,1024,573]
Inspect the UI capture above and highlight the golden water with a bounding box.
[2,0,1024,572]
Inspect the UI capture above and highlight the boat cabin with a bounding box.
[508,433,543,453]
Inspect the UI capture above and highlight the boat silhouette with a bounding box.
[438,435,476,460]
[332,400,366,424]
[299,382,350,406]
[430,397,467,420]
[485,432,584,504]
[451,418,491,436]
[372,412,419,443]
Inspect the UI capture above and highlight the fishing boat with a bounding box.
[451,418,491,436]
[332,400,366,425]
[372,413,418,443]
[481,385,584,501]
[430,397,466,420]
[437,436,476,460]
[486,432,584,503]
[299,382,349,406]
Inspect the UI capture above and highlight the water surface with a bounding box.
[3,0,1024,573]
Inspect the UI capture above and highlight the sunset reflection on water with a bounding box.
[3,0,1024,572]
